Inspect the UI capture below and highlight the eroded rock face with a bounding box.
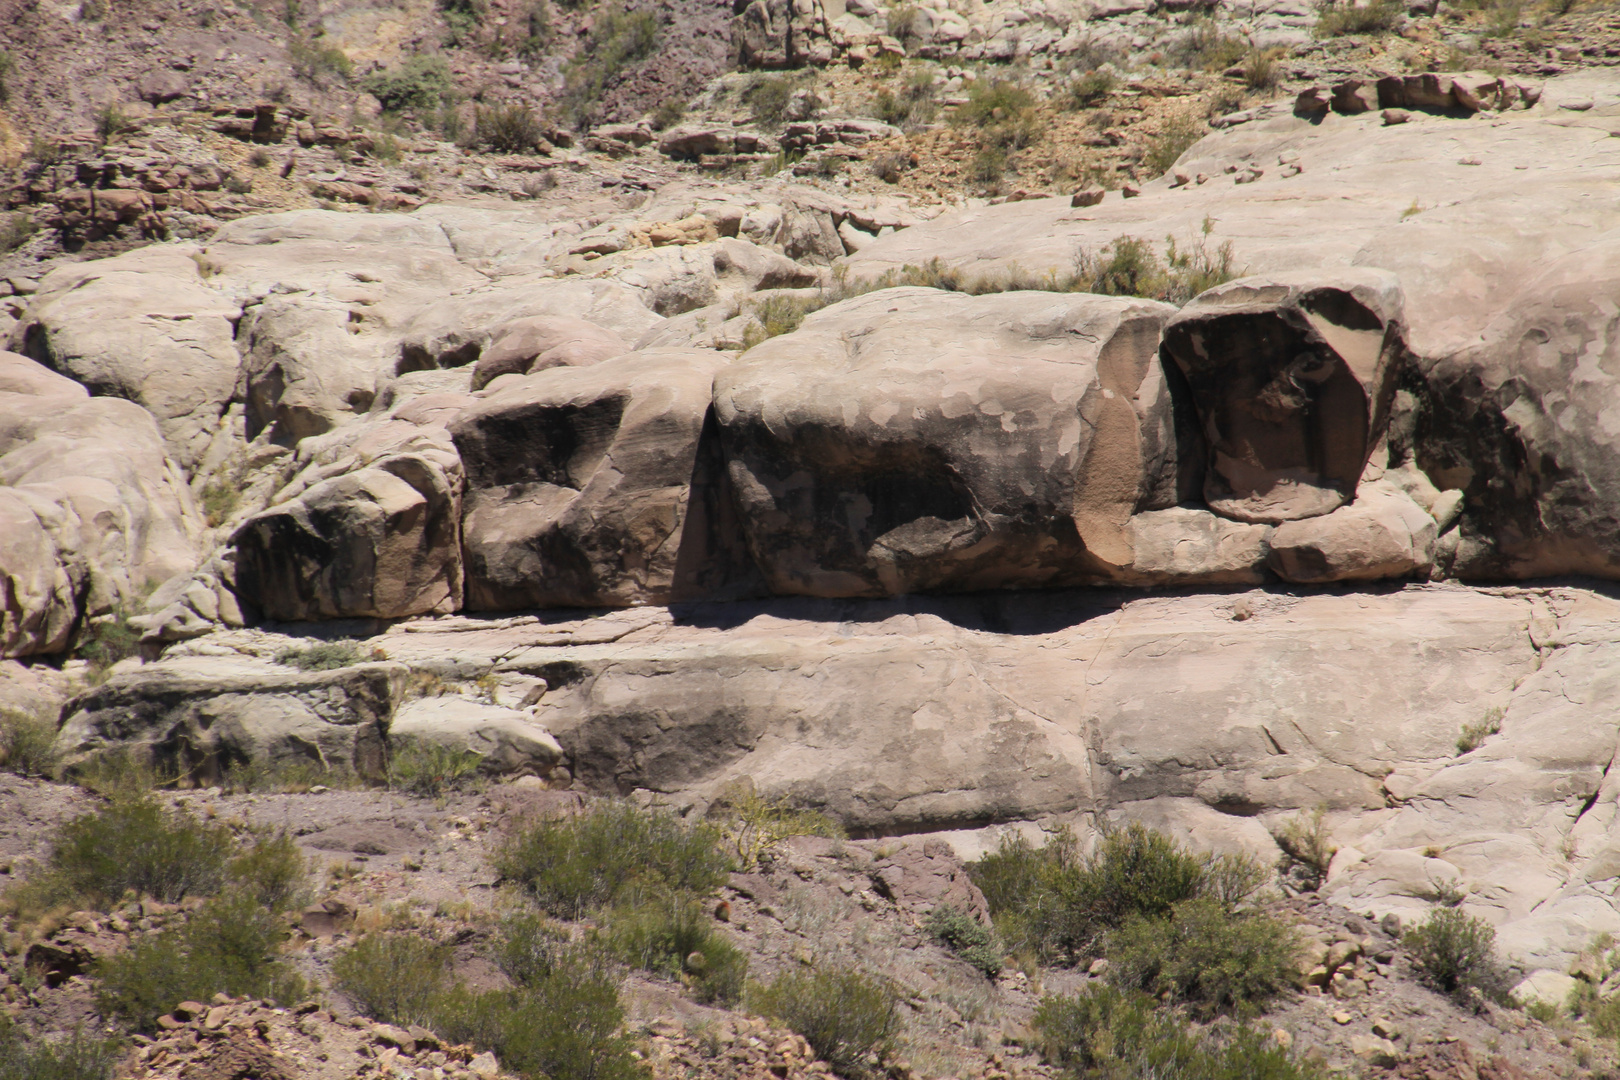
[452,348,738,609]
[54,658,404,781]
[1161,271,1407,524]
[1268,481,1437,584]
[468,317,629,392]
[714,288,1183,597]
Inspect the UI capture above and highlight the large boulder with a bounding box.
[451,348,741,609]
[1267,481,1437,583]
[713,288,1183,598]
[390,696,564,777]
[54,658,405,782]
[469,317,629,392]
[1160,271,1407,524]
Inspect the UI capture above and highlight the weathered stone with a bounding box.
[390,696,563,776]
[1161,271,1407,524]
[469,316,628,392]
[714,287,1180,598]
[1267,482,1437,583]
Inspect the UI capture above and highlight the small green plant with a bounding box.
[275,639,363,671]
[0,707,59,777]
[289,39,353,82]
[334,934,455,1025]
[711,784,844,870]
[200,477,242,527]
[969,144,1008,187]
[1405,907,1506,1002]
[1034,984,1333,1079]
[600,896,748,1005]
[74,608,141,679]
[1401,198,1423,220]
[364,54,453,112]
[954,79,1043,150]
[493,800,732,919]
[745,74,796,127]
[926,904,1003,978]
[1242,47,1284,90]
[95,103,132,143]
[555,8,660,129]
[1067,69,1116,109]
[1457,706,1504,754]
[1105,897,1300,1018]
[750,966,903,1076]
[96,889,307,1031]
[650,98,685,131]
[0,1014,120,1080]
[1143,113,1206,176]
[1272,805,1337,891]
[0,212,37,254]
[388,737,485,796]
[476,102,545,153]
[1316,0,1403,35]
[440,0,487,44]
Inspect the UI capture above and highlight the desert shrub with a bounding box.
[74,608,141,678]
[0,1015,120,1080]
[969,144,1008,186]
[650,98,685,131]
[334,934,455,1025]
[1272,806,1337,891]
[97,889,306,1031]
[1457,706,1504,754]
[750,966,903,1076]
[364,54,452,112]
[389,737,485,795]
[1568,938,1620,1034]
[1168,17,1247,71]
[1034,985,1333,1080]
[0,212,37,254]
[0,51,12,104]
[954,79,1043,150]
[275,639,363,671]
[0,707,59,777]
[745,75,795,127]
[227,832,311,911]
[1404,907,1506,1000]
[926,904,1003,978]
[32,796,235,909]
[1242,47,1284,90]
[476,102,545,153]
[1076,221,1236,306]
[1316,0,1402,35]
[970,823,1267,963]
[711,785,844,870]
[1066,69,1115,109]
[95,104,132,143]
[493,799,731,919]
[871,151,912,183]
[601,897,748,1005]
[873,70,936,127]
[556,8,660,129]
[1106,897,1300,1018]
[741,294,817,348]
[1143,113,1206,176]
[440,0,486,43]
[289,38,352,82]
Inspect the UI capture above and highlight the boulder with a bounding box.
[469,317,628,391]
[1267,481,1436,583]
[1127,507,1272,585]
[713,287,1181,598]
[53,658,404,782]
[733,0,834,69]
[712,238,819,292]
[0,490,79,658]
[452,348,740,609]
[389,696,564,776]
[233,454,463,622]
[1160,271,1407,524]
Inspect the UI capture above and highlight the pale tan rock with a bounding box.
[1127,507,1271,585]
[1267,482,1437,583]
[389,696,563,775]
[469,317,628,391]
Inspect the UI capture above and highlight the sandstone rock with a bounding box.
[452,348,739,609]
[733,0,833,69]
[1267,482,1437,583]
[390,696,564,776]
[54,658,404,781]
[469,317,628,392]
[1128,507,1272,585]
[233,454,462,622]
[712,237,819,291]
[1161,271,1407,524]
[0,489,79,657]
[714,287,1181,597]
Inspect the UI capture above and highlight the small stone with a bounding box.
[156,1015,183,1031]
[1382,109,1411,125]
[1070,188,1105,208]
[1121,185,1141,198]
[1371,1017,1401,1040]
[1349,1034,1401,1067]
[1273,1028,1292,1049]
[203,1006,231,1030]
[174,1001,206,1021]
[468,1051,500,1078]
[1332,1011,1353,1025]
[1379,913,1402,937]
[1087,957,1110,977]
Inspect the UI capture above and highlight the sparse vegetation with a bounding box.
[1144,113,1207,176]
[556,7,661,130]
[744,74,797,128]
[872,69,937,127]
[926,904,1003,978]
[1457,706,1504,754]
[0,212,38,253]
[334,933,454,1025]
[1272,805,1337,891]
[1066,69,1116,109]
[73,607,141,680]
[1106,896,1300,1017]
[1405,907,1507,1002]
[601,896,748,1005]
[364,54,453,112]
[1242,46,1284,90]
[1316,0,1403,36]
[1169,17,1248,71]
[289,38,352,82]
[711,784,844,870]
[0,1014,120,1080]
[1034,985,1334,1079]
[954,79,1043,150]
[0,707,59,777]
[493,799,731,919]
[0,51,12,104]
[275,639,364,671]
[750,965,903,1076]
[95,104,133,143]
[650,98,686,131]
[475,102,546,153]
[388,736,485,795]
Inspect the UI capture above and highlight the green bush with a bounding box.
[0,51,12,104]
[493,800,731,919]
[1034,985,1332,1080]
[275,639,363,671]
[750,966,902,1076]
[1067,69,1115,109]
[364,54,453,112]
[954,79,1043,150]
[0,1015,120,1080]
[969,144,1008,186]
[650,98,685,131]
[227,832,311,912]
[1316,0,1402,35]
[926,904,1003,978]
[1143,114,1206,176]
[476,103,546,153]
[389,737,485,796]
[97,889,307,1031]
[33,796,235,909]
[1169,17,1247,71]
[1105,897,1299,1018]
[289,38,352,82]
[1404,907,1505,1000]
[74,608,141,678]
[601,896,748,1005]
[710,785,845,870]
[334,934,455,1025]
[0,212,37,255]
[746,75,796,127]
[0,707,59,777]
[969,823,1267,963]
[1272,806,1337,891]
[555,8,660,129]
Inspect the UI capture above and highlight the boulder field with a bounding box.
[11,70,1620,987]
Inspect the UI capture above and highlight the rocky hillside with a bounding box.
[11,0,1620,1075]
